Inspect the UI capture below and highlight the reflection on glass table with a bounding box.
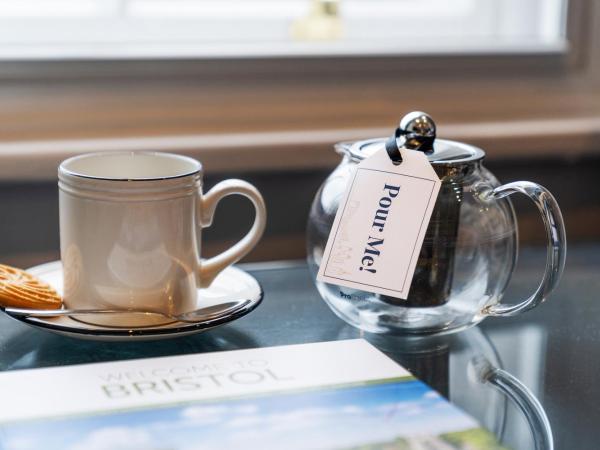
[0,245,598,449]
[344,327,552,450]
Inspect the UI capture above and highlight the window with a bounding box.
[0,0,568,60]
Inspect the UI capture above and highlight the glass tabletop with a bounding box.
[0,244,598,450]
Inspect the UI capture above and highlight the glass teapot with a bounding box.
[307,112,566,335]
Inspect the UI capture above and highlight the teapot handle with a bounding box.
[470,356,554,450]
[484,181,566,317]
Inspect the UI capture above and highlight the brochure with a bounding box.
[0,339,508,450]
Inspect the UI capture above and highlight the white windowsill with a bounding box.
[0,116,598,181]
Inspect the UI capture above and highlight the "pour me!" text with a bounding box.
[359,183,401,274]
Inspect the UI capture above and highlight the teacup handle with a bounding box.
[483,181,566,317]
[198,179,267,287]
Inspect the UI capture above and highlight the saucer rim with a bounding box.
[1,261,262,339]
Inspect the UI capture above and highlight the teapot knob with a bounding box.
[398,111,436,152]
[385,111,436,164]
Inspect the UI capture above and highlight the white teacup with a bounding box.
[58,152,267,327]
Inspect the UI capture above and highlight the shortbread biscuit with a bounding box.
[0,264,62,309]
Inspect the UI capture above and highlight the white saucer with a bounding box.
[1,261,263,342]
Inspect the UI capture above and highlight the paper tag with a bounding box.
[317,148,441,299]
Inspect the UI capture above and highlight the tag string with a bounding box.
[385,127,404,165]
[385,126,436,165]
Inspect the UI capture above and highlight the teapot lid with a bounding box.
[341,112,485,165]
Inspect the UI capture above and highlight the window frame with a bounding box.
[0,0,570,62]
[0,0,587,80]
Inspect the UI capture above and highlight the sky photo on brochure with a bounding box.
[0,379,507,450]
